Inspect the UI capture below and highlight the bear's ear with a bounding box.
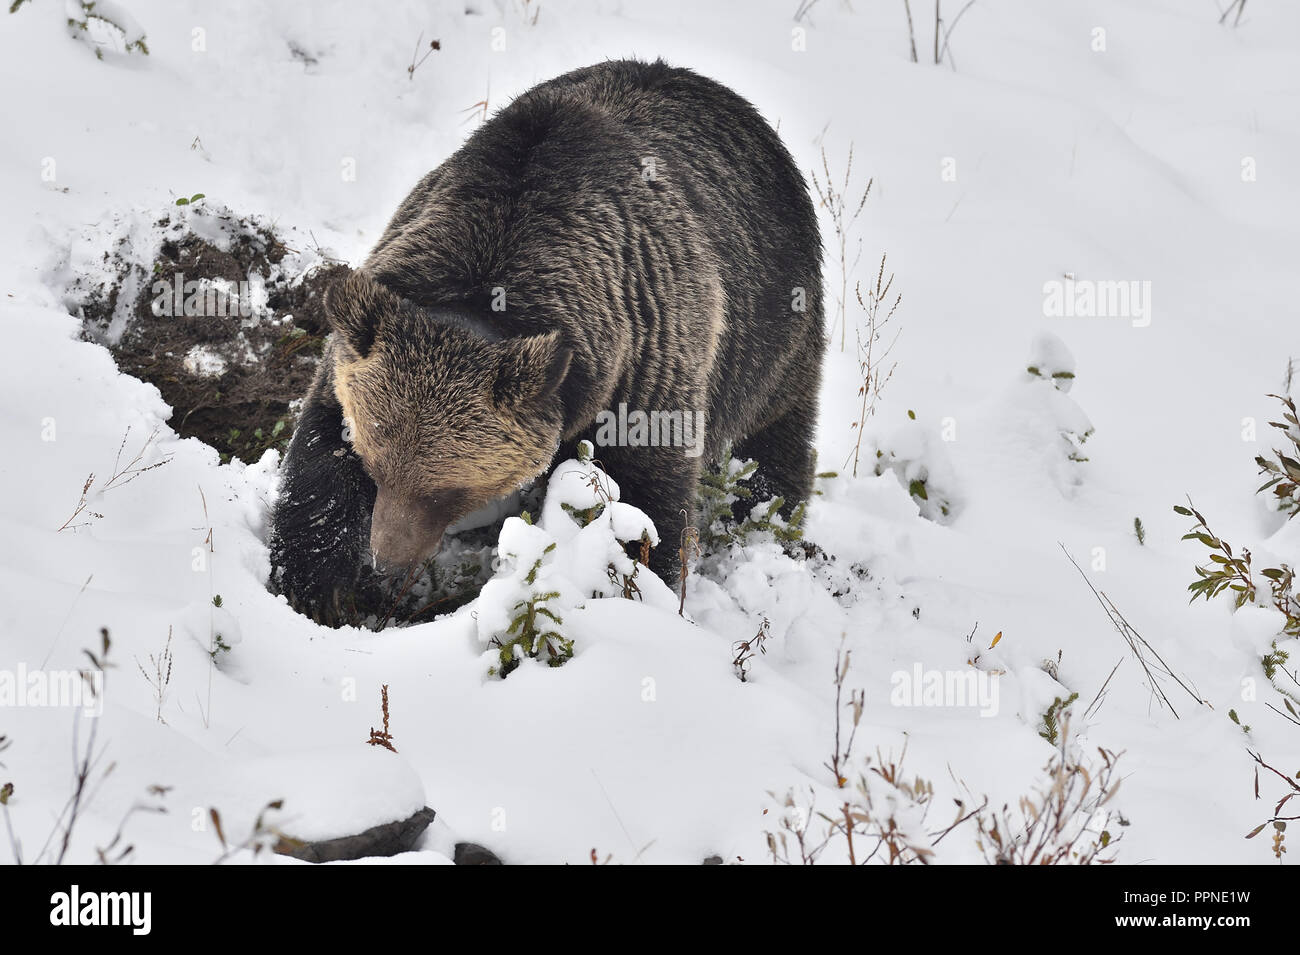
[325,269,394,358]
[493,331,572,409]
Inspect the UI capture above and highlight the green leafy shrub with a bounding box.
[1174,501,1257,608]
[1255,393,1300,519]
[1175,393,1300,717]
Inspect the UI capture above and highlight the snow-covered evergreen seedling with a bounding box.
[1020,334,1094,491]
[1038,692,1079,745]
[477,446,662,678]
[490,525,567,678]
[1025,331,1077,393]
[62,0,150,59]
[870,413,960,523]
[697,452,807,556]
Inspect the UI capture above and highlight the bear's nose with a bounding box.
[370,528,444,577]
[370,488,446,577]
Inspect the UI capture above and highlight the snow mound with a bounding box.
[232,745,427,845]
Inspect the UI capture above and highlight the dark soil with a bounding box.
[76,209,346,465]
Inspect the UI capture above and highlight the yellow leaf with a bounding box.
[989,630,1003,649]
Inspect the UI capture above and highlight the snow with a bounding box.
[181,345,227,378]
[230,746,427,844]
[1,0,1299,865]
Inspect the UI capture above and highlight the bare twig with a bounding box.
[406,31,440,81]
[57,427,172,532]
[56,475,101,532]
[902,0,918,62]
[810,146,871,352]
[101,426,171,492]
[1083,657,1124,721]
[973,718,1123,865]
[1219,0,1247,27]
[460,80,491,126]
[366,684,398,753]
[678,517,700,616]
[1061,544,1209,717]
[793,0,821,23]
[732,617,770,682]
[134,626,173,724]
[823,640,864,787]
[937,0,978,67]
[846,257,902,476]
[50,629,113,865]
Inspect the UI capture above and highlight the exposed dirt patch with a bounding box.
[73,207,345,464]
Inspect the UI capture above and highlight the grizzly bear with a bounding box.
[271,58,824,624]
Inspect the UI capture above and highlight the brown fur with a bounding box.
[270,59,824,620]
[324,271,570,570]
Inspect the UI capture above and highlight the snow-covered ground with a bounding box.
[2,0,1298,865]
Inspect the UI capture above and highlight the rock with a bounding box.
[453,841,503,865]
[276,806,435,863]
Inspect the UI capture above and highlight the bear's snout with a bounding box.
[369,488,447,577]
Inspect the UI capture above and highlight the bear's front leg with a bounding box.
[270,384,376,626]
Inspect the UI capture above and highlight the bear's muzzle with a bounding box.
[369,488,449,577]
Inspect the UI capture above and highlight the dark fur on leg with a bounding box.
[270,357,376,626]
[731,396,820,522]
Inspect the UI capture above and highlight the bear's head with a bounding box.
[325,269,570,577]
